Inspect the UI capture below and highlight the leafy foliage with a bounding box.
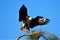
[27,30,59,40]
[46,34,59,40]
[27,31,42,40]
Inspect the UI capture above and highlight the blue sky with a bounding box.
[0,0,60,40]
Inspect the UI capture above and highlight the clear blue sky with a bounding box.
[0,0,60,40]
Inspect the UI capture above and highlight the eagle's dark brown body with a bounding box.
[19,5,49,32]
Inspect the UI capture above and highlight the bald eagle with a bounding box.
[19,5,49,32]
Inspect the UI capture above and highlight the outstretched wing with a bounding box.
[19,5,28,22]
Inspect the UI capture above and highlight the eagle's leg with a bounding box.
[24,16,30,29]
[20,16,32,32]
[25,16,32,28]
[20,23,29,32]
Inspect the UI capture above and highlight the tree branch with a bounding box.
[16,34,31,40]
[16,30,43,40]
[16,30,59,40]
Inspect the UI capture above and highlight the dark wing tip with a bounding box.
[19,4,28,22]
[22,4,25,7]
[44,18,50,25]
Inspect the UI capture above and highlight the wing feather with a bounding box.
[19,5,28,22]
